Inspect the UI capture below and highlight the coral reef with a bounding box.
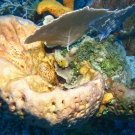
[89,0,135,10]
[101,81,135,121]
[89,3,135,40]
[118,18,135,56]
[53,31,135,122]
[37,0,72,17]
[0,0,40,21]
[126,56,135,79]
[74,0,92,9]
[61,35,131,87]
[0,1,135,134]
[54,34,131,89]
[57,0,92,9]
[55,50,99,88]
[89,0,135,56]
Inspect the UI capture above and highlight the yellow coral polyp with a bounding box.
[58,59,68,68]
[37,0,72,17]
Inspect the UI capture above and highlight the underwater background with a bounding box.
[0,0,135,135]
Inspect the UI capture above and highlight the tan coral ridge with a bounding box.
[25,6,113,47]
[0,15,104,130]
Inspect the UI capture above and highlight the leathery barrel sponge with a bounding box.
[0,15,104,131]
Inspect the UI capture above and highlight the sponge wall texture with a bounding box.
[0,15,104,130]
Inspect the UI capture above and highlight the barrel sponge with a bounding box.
[0,15,105,130]
[37,0,72,17]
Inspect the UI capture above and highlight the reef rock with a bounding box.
[101,81,135,120]
[89,0,135,10]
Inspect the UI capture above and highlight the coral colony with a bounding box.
[0,0,135,134]
[0,0,40,19]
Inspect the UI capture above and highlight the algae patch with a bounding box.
[55,35,132,88]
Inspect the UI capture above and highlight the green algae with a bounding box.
[71,35,131,87]
[55,34,131,88]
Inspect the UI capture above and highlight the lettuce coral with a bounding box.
[25,6,113,46]
[25,4,135,49]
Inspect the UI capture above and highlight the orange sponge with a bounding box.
[63,0,74,10]
[37,0,72,17]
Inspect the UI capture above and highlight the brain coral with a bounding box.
[0,15,105,131]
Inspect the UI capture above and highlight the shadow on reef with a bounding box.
[0,96,114,135]
[1,97,135,135]
[0,96,50,135]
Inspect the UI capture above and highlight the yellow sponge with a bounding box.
[101,93,114,104]
[37,0,72,17]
